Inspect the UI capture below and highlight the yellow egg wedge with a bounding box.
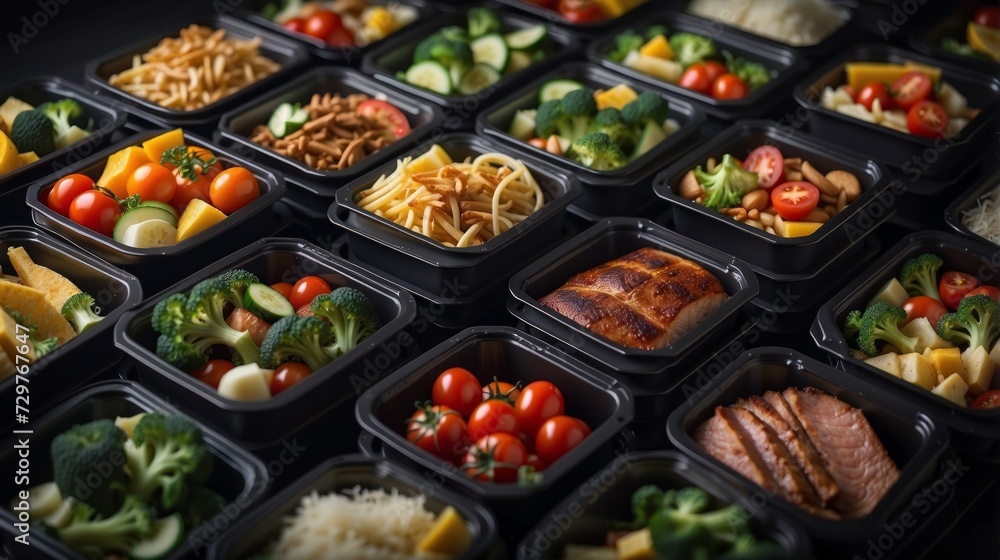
[405,144,452,175]
[416,506,471,556]
[176,199,227,243]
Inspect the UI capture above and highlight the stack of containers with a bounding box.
[945,165,1000,248]
[909,3,1000,80]
[492,0,654,39]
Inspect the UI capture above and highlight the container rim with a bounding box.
[907,9,1000,75]
[942,164,1000,250]
[491,0,654,34]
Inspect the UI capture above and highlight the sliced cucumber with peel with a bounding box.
[243,282,295,323]
[113,206,178,244]
[131,513,183,560]
[268,102,309,138]
[458,64,502,95]
[509,109,537,140]
[405,60,453,95]
[507,50,533,74]
[120,219,177,249]
[471,34,509,72]
[539,79,586,103]
[504,25,547,51]
[138,200,178,220]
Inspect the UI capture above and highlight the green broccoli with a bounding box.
[609,30,644,62]
[38,98,83,140]
[722,50,771,90]
[468,7,503,39]
[588,108,634,149]
[179,487,225,528]
[668,32,716,67]
[645,25,668,39]
[125,413,212,511]
[217,268,260,309]
[413,32,473,81]
[259,315,337,371]
[694,154,759,210]
[718,533,788,559]
[310,287,382,358]
[899,253,944,301]
[631,484,666,526]
[52,495,153,558]
[10,109,55,156]
[61,292,103,334]
[51,419,128,517]
[534,99,563,138]
[936,294,1000,351]
[940,38,993,60]
[857,301,920,356]
[842,309,863,342]
[567,132,628,171]
[440,25,468,42]
[621,91,670,128]
[557,88,598,142]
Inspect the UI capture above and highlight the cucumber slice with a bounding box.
[120,219,177,249]
[509,109,537,140]
[405,61,453,95]
[138,200,178,220]
[539,79,586,103]
[458,64,502,95]
[113,206,178,243]
[268,102,309,138]
[504,25,548,51]
[507,50,533,74]
[8,482,61,518]
[631,121,667,161]
[131,513,183,560]
[471,34,509,72]
[243,282,294,323]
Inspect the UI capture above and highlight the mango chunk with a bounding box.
[595,84,639,111]
[142,128,185,164]
[97,146,151,199]
[639,35,673,60]
[176,198,227,243]
[416,506,470,556]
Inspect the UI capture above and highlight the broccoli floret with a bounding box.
[53,495,153,558]
[567,132,628,171]
[4,307,58,360]
[899,253,944,301]
[588,108,634,149]
[669,32,716,67]
[38,98,83,140]
[126,413,212,511]
[180,487,225,528]
[647,487,753,558]
[718,533,789,559]
[440,26,468,42]
[217,268,260,309]
[694,154,759,210]
[722,50,771,90]
[941,38,993,60]
[936,294,1000,351]
[645,25,668,39]
[259,315,337,371]
[310,287,382,358]
[10,109,55,156]
[61,292,103,334]
[557,89,598,142]
[609,30,644,62]
[631,484,665,526]
[51,419,128,517]
[468,7,502,39]
[842,309,863,342]
[534,99,563,138]
[413,32,473,79]
[857,301,920,356]
[621,91,670,128]
[33,337,58,359]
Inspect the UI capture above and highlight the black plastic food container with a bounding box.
[26,129,286,293]
[586,12,807,120]
[84,16,309,131]
[218,66,445,198]
[943,164,1000,249]
[0,226,142,427]
[810,231,1000,461]
[667,347,950,551]
[361,7,579,119]
[507,217,758,384]
[793,44,1000,179]
[515,450,812,560]
[0,380,269,560]
[653,120,890,274]
[909,5,1000,77]
[207,454,498,560]
[331,132,580,295]
[478,62,706,218]
[114,237,416,447]
[355,327,635,504]
[492,0,654,38]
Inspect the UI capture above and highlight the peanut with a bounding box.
[784,157,802,171]
[679,170,704,200]
[827,170,861,203]
[759,212,775,227]
[786,170,803,181]
[745,219,763,229]
[748,208,760,220]
[723,207,748,221]
[741,189,769,212]
[804,209,830,223]
[802,161,839,196]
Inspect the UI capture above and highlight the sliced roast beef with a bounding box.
[693,408,777,493]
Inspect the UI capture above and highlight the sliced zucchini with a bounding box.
[120,219,177,249]
[504,25,548,51]
[509,109,537,140]
[267,102,309,138]
[471,33,509,72]
[458,64,502,95]
[131,513,184,560]
[507,50,533,74]
[405,60,453,95]
[138,200,178,220]
[539,79,586,103]
[243,282,294,323]
[113,206,178,243]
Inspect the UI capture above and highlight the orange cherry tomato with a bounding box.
[127,163,177,203]
[209,167,260,214]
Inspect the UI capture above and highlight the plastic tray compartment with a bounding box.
[810,231,1000,461]
[331,132,580,295]
[84,15,308,131]
[653,120,890,274]
[218,66,445,198]
[207,454,498,560]
[507,217,758,384]
[909,5,1000,77]
[478,62,705,218]
[114,237,416,447]
[515,450,812,560]
[586,12,807,121]
[355,327,635,505]
[943,164,1000,249]
[793,44,1000,179]
[0,380,269,560]
[361,7,579,116]
[491,0,654,38]
[667,347,950,551]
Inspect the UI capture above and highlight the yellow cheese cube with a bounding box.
[18,152,38,165]
[928,347,965,378]
[176,199,227,243]
[595,84,639,111]
[781,221,824,238]
[616,528,655,560]
[416,506,471,556]
[639,35,673,60]
[960,345,995,396]
[845,62,942,93]
[899,352,936,390]
[405,144,452,175]
[142,128,185,164]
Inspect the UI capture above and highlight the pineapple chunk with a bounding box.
[639,35,673,60]
[900,317,952,352]
[622,51,682,83]
[865,353,901,378]
[960,345,995,396]
[416,506,471,556]
[868,278,909,308]
[781,221,824,238]
[928,347,966,378]
[176,199,227,243]
[931,373,969,407]
[616,528,655,560]
[899,352,936,390]
[595,84,639,111]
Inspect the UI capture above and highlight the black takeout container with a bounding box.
[654,120,891,274]
[207,454,498,560]
[793,44,1000,179]
[0,380,269,560]
[492,0,654,38]
[331,132,580,295]
[516,450,812,560]
[909,4,1000,76]
[114,237,416,447]
[218,65,445,198]
[943,164,1000,249]
[667,347,950,550]
[478,62,706,218]
[811,231,1000,461]
[84,16,309,131]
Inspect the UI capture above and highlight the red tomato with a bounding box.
[891,72,933,111]
[468,399,520,441]
[711,74,749,100]
[770,182,820,221]
[432,367,482,416]
[973,6,1000,28]
[972,390,1000,409]
[535,416,591,466]
[210,167,260,214]
[902,296,948,327]
[940,271,979,310]
[842,85,857,101]
[127,163,176,203]
[270,362,311,395]
[463,433,528,483]
[47,174,95,216]
[482,379,522,404]
[525,0,559,8]
[407,403,469,462]
[270,282,294,300]
[742,145,785,190]
[526,453,546,472]
[69,191,122,237]
[966,285,1000,304]
[326,26,356,46]
[558,0,605,22]
[857,82,892,112]
[304,10,343,40]
[170,182,211,213]
[283,17,307,34]
[288,276,331,309]
[702,61,728,83]
[357,100,411,139]
[679,64,712,94]
[907,100,949,139]
[514,381,565,439]
[190,359,235,388]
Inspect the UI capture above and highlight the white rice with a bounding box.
[688,0,845,46]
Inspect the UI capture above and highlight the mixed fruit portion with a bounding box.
[940,6,1000,63]
[0,96,91,176]
[262,0,418,47]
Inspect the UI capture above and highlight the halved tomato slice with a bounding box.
[771,181,820,221]
[357,99,411,139]
[742,145,785,190]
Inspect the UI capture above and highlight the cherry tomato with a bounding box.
[966,285,1000,304]
[535,416,591,466]
[907,100,949,139]
[468,399,520,441]
[770,181,820,221]
[283,17,307,34]
[525,0,559,8]
[514,381,565,439]
[304,10,343,40]
[679,64,712,94]
[127,163,176,203]
[711,74,749,100]
[270,282,294,300]
[432,367,482,417]
[891,72,933,111]
[47,174,95,216]
[326,26,356,46]
[702,61,728,83]
[742,145,785,190]
[407,403,469,462]
[357,100,411,139]
[972,390,1000,409]
[170,182,212,213]
[190,359,235,389]
[557,0,605,23]
[270,362,311,395]
[973,6,1000,28]
[902,296,948,327]
[940,271,979,310]
[842,85,857,101]
[482,379,521,404]
[463,433,528,483]
[210,168,260,214]
[857,82,892,112]
[288,276,331,310]
[69,191,122,237]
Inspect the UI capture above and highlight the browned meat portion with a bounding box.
[693,409,776,493]
[539,248,728,350]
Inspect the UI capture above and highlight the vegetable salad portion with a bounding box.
[940,6,1000,62]
[0,96,91,177]
[262,0,418,47]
